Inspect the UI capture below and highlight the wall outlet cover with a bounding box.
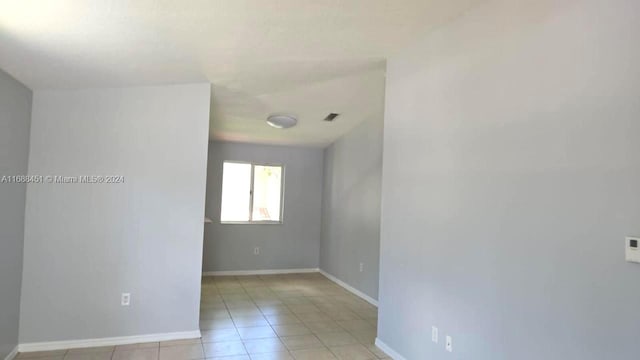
[121,293,131,306]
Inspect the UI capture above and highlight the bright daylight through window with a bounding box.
[220,162,283,223]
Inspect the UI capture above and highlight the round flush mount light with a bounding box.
[266,114,297,129]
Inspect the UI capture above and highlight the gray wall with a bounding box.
[320,116,383,301]
[0,69,32,358]
[203,141,324,272]
[379,0,640,359]
[19,84,211,343]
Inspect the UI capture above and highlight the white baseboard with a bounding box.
[318,269,378,307]
[202,268,319,276]
[3,345,18,360]
[375,338,407,360]
[18,330,201,353]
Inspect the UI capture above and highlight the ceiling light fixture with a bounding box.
[266,114,298,129]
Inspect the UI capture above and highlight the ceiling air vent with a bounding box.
[323,113,340,122]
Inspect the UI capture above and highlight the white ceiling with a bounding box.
[0,0,482,146]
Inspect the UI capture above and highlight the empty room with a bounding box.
[1,1,639,360]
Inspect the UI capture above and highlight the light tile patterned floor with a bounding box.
[17,273,389,360]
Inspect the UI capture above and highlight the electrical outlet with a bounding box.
[359,263,364,272]
[254,247,260,255]
[432,326,438,343]
[121,293,131,306]
[446,335,453,352]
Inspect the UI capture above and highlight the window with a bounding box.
[220,161,284,223]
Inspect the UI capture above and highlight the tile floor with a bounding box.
[17,273,389,360]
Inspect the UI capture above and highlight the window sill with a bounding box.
[220,221,283,225]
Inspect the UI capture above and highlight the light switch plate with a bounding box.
[625,237,640,263]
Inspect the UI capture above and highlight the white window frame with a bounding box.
[220,161,285,225]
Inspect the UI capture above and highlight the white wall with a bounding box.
[379,0,640,359]
[0,69,31,359]
[203,141,324,272]
[19,84,211,343]
[320,115,383,301]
